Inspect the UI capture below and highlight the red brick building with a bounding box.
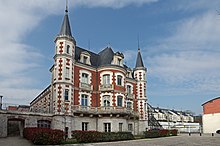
[30,5,148,136]
[202,97,220,133]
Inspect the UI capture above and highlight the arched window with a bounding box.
[66,45,70,54]
[117,96,123,107]
[127,85,132,94]
[117,75,122,86]
[103,95,110,107]
[103,74,110,85]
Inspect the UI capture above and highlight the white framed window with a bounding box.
[119,123,123,132]
[103,74,110,85]
[117,96,123,107]
[82,122,88,131]
[103,95,110,107]
[127,101,133,109]
[82,73,89,84]
[127,85,132,94]
[104,123,111,132]
[64,89,69,101]
[81,94,88,106]
[65,67,70,79]
[128,124,133,131]
[117,75,122,86]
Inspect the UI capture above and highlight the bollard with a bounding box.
[189,132,191,136]
[212,133,214,136]
[200,133,202,136]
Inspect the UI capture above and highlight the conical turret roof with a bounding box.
[58,9,72,37]
[135,48,145,68]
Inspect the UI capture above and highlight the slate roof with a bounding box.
[98,47,114,66]
[75,46,117,68]
[75,46,99,67]
[59,11,72,37]
[135,48,145,68]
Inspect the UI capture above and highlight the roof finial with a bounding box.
[65,0,68,13]
[138,33,141,52]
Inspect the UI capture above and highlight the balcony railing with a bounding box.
[100,84,114,91]
[80,82,93,91]
[72,105,138,116]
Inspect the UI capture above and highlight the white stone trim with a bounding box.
[125,83,133,94]
[115,93,125,107]
[78,91,92,106]
[115,72,125,86]
[100,71,113,85]
[79,70,92,84]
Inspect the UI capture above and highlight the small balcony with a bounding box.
[80,82,93,91]
[100,84,114,91]
[126,93,135,99]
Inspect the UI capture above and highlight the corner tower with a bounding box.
[134,48,148,133]
[51,5,76,114]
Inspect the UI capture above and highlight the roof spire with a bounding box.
[65,0,68,13]
[135,48,144,68]
[135,33,145,68]
[58,0,73,38]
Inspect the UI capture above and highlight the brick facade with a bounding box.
[29,8,148,136]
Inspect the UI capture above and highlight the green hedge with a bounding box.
[23,127,64,145]
[72,130,134,143]
[144,129,178,138]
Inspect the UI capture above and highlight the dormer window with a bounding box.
[80,51,91,65]
[112,51,124,66]
[117,58,121,65]
[83,56,88,64]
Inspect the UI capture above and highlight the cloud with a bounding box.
[75,0,158,9]
[0,0,158,105]
[0,0,63,105]
[143,10,220,97]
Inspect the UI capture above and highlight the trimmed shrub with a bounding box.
[169,129,178,136]
[144,129,178,138]
[23,127,64,145]
[144,130,160,138]
[72,130,102,143]
[159,129,169,137]
[72,130,134,143]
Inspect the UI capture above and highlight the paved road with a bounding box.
[0,136,33,146]
[71,134,220,146]
[1,134,220,146]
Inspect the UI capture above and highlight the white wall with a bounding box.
[203,113,220,133]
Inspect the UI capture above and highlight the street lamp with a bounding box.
[0,95,3,110]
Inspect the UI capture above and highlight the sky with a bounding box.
[0,0,220,115]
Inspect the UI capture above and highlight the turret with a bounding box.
[51,4,75,115]
[134,48,148,133]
